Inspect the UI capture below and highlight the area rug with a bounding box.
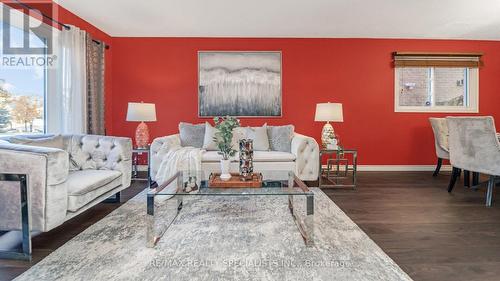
[15,188,412,281]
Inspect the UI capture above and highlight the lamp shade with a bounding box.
[314,103,343,122]
[126,102,157,122]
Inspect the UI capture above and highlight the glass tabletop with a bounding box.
[146,170,316,248]
[149,170,312,196]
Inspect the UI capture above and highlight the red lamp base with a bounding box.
[135,122,150,148]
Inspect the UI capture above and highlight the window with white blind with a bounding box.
[394,52,481,113]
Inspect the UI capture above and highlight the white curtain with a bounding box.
[47,25,87,134]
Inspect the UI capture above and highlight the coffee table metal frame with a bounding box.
[147,171,314,248]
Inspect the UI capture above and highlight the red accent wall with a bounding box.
[7,1,500,165]
[110,38,500,165]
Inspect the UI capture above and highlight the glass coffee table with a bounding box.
[147,170,314,248]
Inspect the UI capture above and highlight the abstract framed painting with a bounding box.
[198,51,282,117]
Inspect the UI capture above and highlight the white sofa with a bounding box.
[150,133,319,181]
[0,134,132,235]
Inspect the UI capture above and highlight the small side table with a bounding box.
[132,147,151,187]
[319,148,357,189]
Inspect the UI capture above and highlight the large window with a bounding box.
[394,52,480,113]
[0,5,53,135]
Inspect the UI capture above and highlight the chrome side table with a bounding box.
[319,148,357,189]
[132,147,151,187]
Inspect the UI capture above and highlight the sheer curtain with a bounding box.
[47,25,87,134]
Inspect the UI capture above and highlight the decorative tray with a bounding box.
[208,173,263,188]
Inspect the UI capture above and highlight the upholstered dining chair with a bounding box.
[446,116,500,207]
[429,118,449,176]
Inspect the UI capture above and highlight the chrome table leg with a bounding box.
[288,194,315,247]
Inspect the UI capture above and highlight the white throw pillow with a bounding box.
[231,127,247,151]
[202,122,218,151]
[203,122,247,151]
[246,125,270,151]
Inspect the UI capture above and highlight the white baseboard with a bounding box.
[139,164,451,172]
[356,165,452,172]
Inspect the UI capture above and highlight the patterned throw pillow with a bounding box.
[267,125,295,152]
[179,122,205,148]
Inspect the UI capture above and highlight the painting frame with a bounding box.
[197,51,283,118]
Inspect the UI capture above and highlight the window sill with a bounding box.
[395,106,479,113]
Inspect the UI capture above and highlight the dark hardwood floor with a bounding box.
[0,179,147,281]
[324,171,500,281]
[1,172,500,281]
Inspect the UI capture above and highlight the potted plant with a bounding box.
[213,116,240,181]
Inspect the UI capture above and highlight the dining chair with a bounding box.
[447,116,500,207]
[429,118,449,176]
[430,117,474,188]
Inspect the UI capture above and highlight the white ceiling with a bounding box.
[55,0,500,40]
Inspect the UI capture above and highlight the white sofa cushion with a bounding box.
[202,151,233,162]
[253,151,296,162]
[202,151,296,162]
[67,170,122,212]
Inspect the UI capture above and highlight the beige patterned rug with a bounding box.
[15,188,412,281]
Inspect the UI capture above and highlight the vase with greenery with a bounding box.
[213,116,241,180]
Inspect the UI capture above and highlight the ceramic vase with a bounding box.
[135,122,150,148]
[220,159,231,181]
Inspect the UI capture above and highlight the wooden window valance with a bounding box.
[393,52,483,68]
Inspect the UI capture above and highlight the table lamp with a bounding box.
[126,102,157,148]
[314,102,343,149]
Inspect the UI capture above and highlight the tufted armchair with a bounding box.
[150,133,319,182]
[0,134,132,237]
